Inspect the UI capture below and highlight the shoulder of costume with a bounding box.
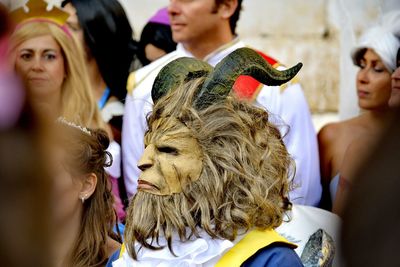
[215,228,296,266]
[241,245,303,267]
[126,51,182,95]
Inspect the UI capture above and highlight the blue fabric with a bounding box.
[241,243,304,267]
[106,249,120,267]
[106,243,304,267]
[98,87,111,109]
[113,223,125,240]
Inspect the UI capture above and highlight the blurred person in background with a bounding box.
[62,0,139,219]
[318,11,400,212]
[334,48,400,222]
[0,4,51,266]
[10,0,126,221]
[389,47,400,108]
[9,0,104,128]
[137,7,177,66]
[122,0,322,207]
[62,0,137,140]
[340,103,400,266]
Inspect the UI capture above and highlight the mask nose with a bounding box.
[138,144,155,172]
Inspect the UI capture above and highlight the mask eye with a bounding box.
[157,146,179,155]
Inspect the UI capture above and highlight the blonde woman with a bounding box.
[9,0,129,220]
[10,0,103,129]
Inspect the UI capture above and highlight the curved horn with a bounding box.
[194,47,303,110]
[151,57,213,103]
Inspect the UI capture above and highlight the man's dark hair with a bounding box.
[138,22,177,66]
[215,0,243,35]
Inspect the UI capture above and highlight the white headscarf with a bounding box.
[351,10,400,73]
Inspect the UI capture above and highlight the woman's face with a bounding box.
[356,49,392,111]
[14,35,65,112]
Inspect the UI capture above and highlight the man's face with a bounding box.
[137,118,203,195]
[168,0,222,45]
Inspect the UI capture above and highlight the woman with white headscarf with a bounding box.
[318,10,400,214]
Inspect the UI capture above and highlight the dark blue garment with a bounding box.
[106,249,120,267]
[241,243,304,267]
[106,243,304,267]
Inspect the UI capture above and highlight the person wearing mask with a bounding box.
[122,0,321,207]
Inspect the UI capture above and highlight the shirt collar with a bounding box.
[176,37,244,67]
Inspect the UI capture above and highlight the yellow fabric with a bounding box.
[118,229,295,265]
[215,229,296,267]
[126,72,136,95]
[119,243,126,258]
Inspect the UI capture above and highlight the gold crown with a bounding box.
[11,0,69,26]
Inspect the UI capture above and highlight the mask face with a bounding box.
[137,118,203,195]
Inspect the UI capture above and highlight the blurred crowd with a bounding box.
[0,0,399,266]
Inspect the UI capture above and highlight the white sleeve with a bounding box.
[105,140,121,178]
[122,93,153,198]
[280,83,322,206]
[255,83,322,206]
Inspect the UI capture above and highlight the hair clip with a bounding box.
[56,117,91,136]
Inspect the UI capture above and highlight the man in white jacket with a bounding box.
[122,0,322,206]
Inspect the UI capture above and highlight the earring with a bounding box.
[81,195,86,203]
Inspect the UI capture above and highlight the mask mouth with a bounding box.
[137,179,160,192]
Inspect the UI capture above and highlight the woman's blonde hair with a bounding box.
[10,22,104,128]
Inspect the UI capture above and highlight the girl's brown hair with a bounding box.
[10,22,104,128]
[55,123,118,266]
